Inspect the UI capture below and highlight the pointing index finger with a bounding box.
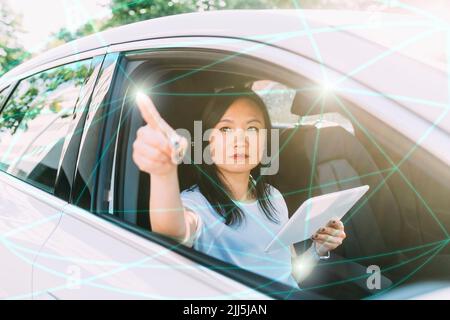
[135,91,175,136]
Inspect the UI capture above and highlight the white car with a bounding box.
[0,9,449,300]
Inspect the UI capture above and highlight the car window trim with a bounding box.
[70,52,121,211]
[0,84,17,114]
[54,55,106,202]
[0,47,107,90]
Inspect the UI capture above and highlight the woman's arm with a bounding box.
[133,93,194,243]
[149,171,190,241]
[149,171,200,245]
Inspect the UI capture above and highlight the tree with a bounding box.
[102,0,300,29]
[0,62,91,134]
[102,0,196,29]
[50,0,386,47]
[0,0,30,76]
[50,0,298,43]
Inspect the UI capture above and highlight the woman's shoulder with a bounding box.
[266,184,284,200]
[180,185,225,222]
[180,184,210,208]
[265,184,289,218]
[181,184,201,196]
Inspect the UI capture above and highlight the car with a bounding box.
[0,9,449,300]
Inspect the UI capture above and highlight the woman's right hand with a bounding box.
[132,93,184,177]
[133,93,191,239]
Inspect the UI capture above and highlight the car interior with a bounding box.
[110,51,450,299]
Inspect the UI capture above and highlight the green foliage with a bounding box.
[104,0,195,28]
[0,1,30,76]
[2,0,383,74]
[0,63,91,134]
[53,0,300,42]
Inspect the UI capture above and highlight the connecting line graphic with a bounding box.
[1,0,450,300]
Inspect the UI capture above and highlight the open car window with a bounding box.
[104,48,328,299]
[100,45,450,300]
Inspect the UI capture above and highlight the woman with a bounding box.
[132,87,346,288]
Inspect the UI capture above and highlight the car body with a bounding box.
[0,9,449,300]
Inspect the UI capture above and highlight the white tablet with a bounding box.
[264,185,370,253]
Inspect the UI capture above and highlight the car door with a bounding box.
[0,57,100,299]
[30,36,328,300]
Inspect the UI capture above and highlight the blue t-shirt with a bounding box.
[180,184,299,289]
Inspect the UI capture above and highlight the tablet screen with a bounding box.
[265,185,369,253]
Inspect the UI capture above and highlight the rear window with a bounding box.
[0,60,92,193]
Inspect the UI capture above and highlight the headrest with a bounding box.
[291,87,337,117]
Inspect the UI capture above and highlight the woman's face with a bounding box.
[208,98,267,174]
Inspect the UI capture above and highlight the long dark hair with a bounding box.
[195,86,279,227]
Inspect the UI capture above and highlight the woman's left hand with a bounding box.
[311,219,346,256]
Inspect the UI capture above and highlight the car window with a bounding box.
[0,60,92,193]
[106,50,317,297]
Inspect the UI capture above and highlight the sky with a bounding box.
[6,0,450,59]
[8,0,111,53]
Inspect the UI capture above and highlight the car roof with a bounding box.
[1,8,423,84]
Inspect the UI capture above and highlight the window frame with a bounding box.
[53,55,106,202]
[0,84,15,114]
[70,52,121,211]
[0,86,8,106]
